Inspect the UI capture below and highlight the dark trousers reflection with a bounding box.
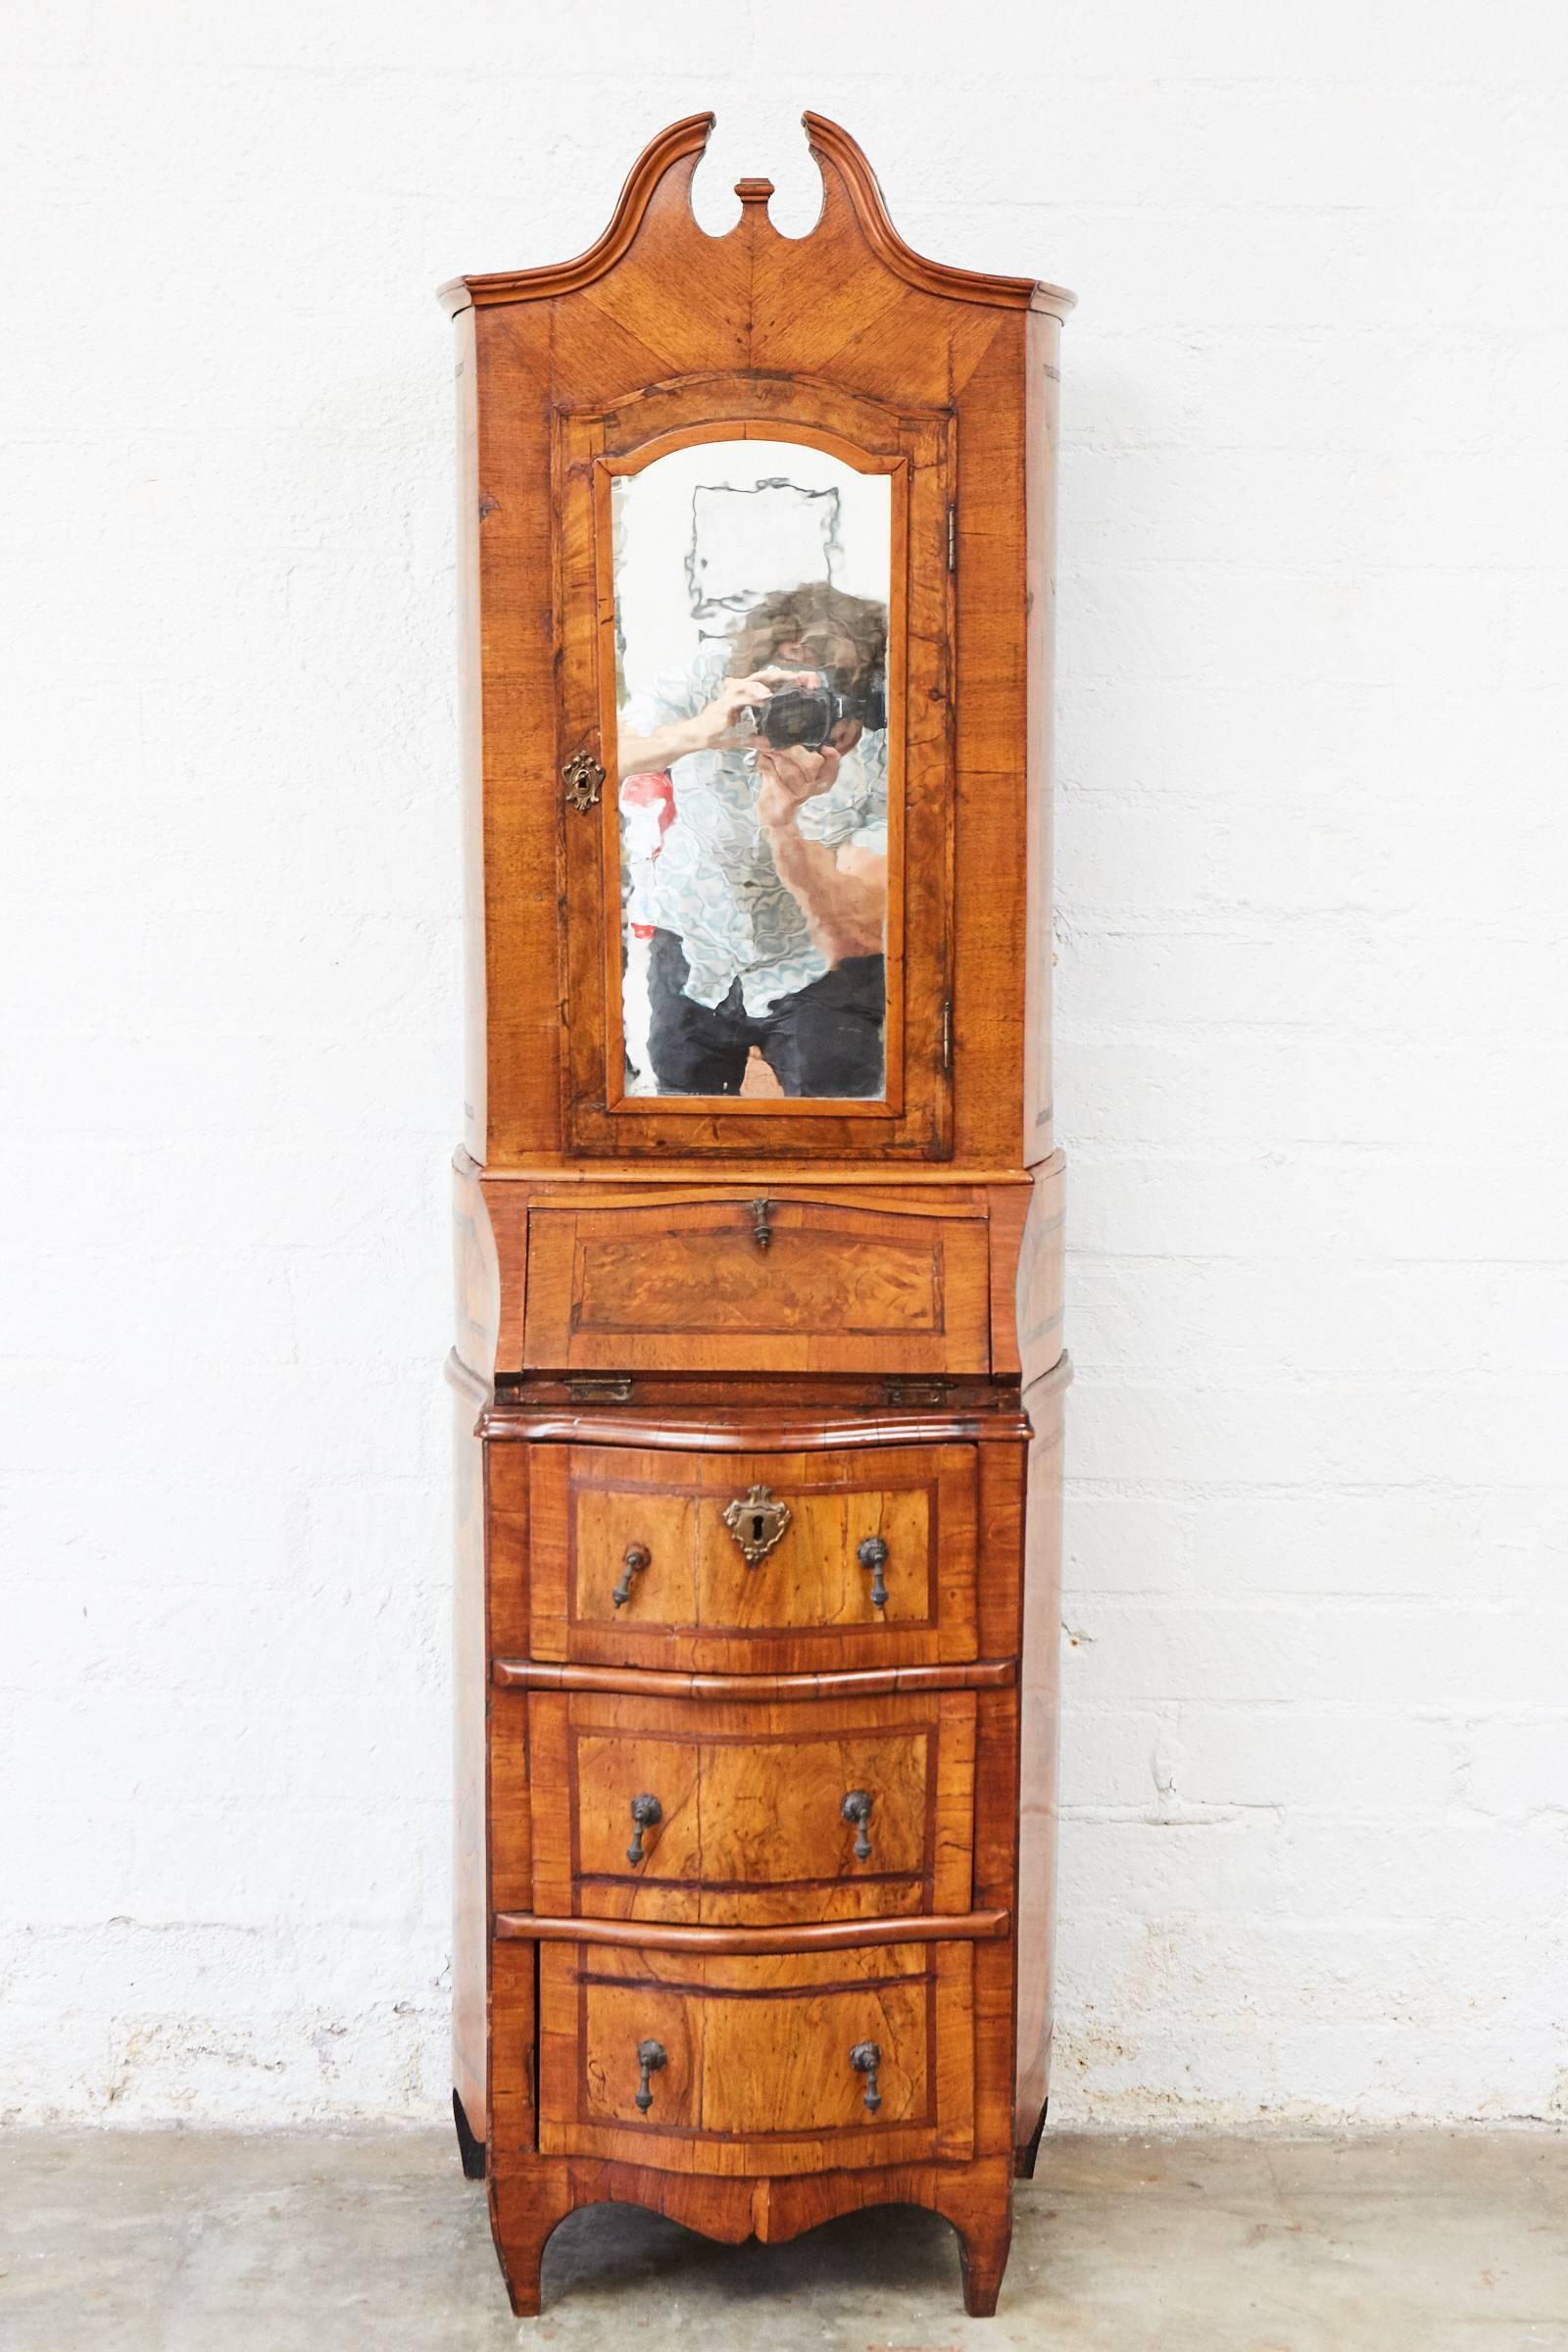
[645,928,885,1100]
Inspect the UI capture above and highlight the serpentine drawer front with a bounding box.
[521,1196,993,1376]
[526,1442,981,1673]
[537,1939,976,2176]
[520,1688,978,1927]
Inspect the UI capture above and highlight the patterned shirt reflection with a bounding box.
[620,645,888,1018]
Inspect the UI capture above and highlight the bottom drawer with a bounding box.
[537,1938,975,2177]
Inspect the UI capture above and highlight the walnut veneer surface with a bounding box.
[444,114,1070,2320]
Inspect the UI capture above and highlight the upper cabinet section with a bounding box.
[445,115,1070,1171]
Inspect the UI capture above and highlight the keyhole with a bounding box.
[752,1514,764,1543]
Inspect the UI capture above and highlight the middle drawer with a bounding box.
[517,1688,977,1927]
[525,1442,980,1673]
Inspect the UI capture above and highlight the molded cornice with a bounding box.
[439,112,1074,319]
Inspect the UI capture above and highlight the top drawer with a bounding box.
[525,1441,980,1673]
[521,1194,992,1376]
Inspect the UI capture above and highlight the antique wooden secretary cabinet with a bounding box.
[442,115,1072,2318]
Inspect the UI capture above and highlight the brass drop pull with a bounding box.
[612,1543,650,1609]
[635,2038,667,2113]
[858,1535,890,1610]
[626,1792,662,1867]
[841,1788,873,1862]
[750,1197,773,1250]
[850,2039,882,2113]
[721,1484,792,1566]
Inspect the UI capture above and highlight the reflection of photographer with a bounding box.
[617,583,888,1098]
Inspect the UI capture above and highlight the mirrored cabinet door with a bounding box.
[611,438,893,1108]
[556,377,955,1159]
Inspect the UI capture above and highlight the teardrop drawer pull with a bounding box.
[626,1792,662,1867]
[850,2039,882,2112]
[840,1788,873,1862]
[635,2038,667,2112]
[612,1543,650,1609]
[858,1534,890,1609]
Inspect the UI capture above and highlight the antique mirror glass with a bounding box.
[611,438,893,1103]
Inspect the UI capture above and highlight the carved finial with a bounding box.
[734,176,775,207]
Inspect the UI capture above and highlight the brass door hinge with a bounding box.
[947,504,956,570]
[566,1374,634,1403]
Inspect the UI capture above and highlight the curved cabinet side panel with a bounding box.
[1013,1373,1065,2165]
[452,303,488,1166]
[452,1375,490,2143]
[454,1152,501,1383]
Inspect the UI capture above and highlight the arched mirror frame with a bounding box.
[555,371,956,1160]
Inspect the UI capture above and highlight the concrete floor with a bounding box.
[2,2127,1564,2350]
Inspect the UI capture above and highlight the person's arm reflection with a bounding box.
[617,668,805,778]
[755,726,885,967]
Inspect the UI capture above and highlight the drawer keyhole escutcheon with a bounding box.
[626,1793,662,1867]
[635,2038,667,2113]
[850,2040,882,2112]
[841,1788,874,1862]
[721,1484,793,1567]
[858,1534,890,1610]
[612,1543,650,1609]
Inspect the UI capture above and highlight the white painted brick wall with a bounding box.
[3,1,1565,2128]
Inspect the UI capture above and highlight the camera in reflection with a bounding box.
[746,667,888,753]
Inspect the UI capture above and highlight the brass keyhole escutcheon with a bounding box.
[721,1484,792,1567]
[563,747,605,811]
